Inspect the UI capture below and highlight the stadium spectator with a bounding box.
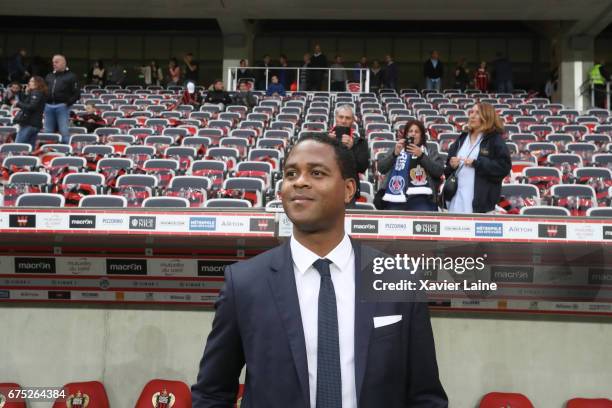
[278,54,293,90]
[300,53,313,91]
[329,104,369,204]
[369,59,383,92]
[590,59,610,108]
[492,52,513,93]
[167,58,182,86]
[180,82,203,108]
[233,81,257,109]
[72,103,105,133]
[1,81,22,108]
[140,60,164,86]
[310,43,328,90]
[424,50,443,91]
[184,53,199,84]
[266,75,286,97]
[444,102,511,213]
[545,67,558,100]
[89,60,106,87]
[204,79,232,107]
[7,48,29,82]
[474,61,490,92]
[236,59,254,82]
[454,58,470,90]
[330,55,348,92]
[354,56,368,82]
[256,54,272,91]
[44,55,80,144]
[14,76,47,149]
[378,120,443,211]
[106,59,127,87]
[383,54,398,91]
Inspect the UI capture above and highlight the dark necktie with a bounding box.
[313,258,342,408]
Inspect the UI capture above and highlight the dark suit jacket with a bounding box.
[191,239,448,408]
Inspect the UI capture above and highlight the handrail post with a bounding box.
[297,68,300,91]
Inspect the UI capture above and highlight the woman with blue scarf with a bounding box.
[378,120,444,211]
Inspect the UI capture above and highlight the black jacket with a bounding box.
[349,135,370,199]
[424,59,444,79]
[378,145,444,204]
[205,90,232,105]
[16,90,46,128]
[45,69,80,106]
[444,131,511,213]
[232,91,257,109]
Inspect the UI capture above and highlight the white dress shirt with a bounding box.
[291,234,357,408]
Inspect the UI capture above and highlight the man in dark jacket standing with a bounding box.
[424,50,444,91]
[329,105,369,204]
[310,44,328,91]
[383,55,399,91]
[44,55,80,144]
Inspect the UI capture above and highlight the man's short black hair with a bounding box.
[9,81,21,87]
[288,133,357,181]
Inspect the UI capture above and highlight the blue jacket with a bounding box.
[192,239,448,408]
[266,83,286,96]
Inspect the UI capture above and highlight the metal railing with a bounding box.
[227,66,370,93]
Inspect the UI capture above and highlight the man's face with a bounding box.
[303,54,310,63]
[264,56,271,65]
[10,84,20,94]
[335,109,354,127]
[239,83,248,92]
[214,81,224,91]
[186,54,193,62]
[85,104,95,113]
[314,45,321,54]
[271,76,279,84]
[336,56,342,64]
[432,51,439,60]
[52,56,66,71]
[281,140,355,232]
[20,50,27,57]
[360,57,367,65]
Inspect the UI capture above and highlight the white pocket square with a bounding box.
[373,315,402,328]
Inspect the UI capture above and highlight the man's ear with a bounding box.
[344,178,357,204]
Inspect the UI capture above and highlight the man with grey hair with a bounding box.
[329,104,369,203]
[44,54,80,144]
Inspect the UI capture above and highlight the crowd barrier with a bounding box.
[0,208,610,316]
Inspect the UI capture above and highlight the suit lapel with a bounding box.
[267,240,310,408]
[352,239,376,403]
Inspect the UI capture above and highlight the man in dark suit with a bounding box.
[191,134,448,408]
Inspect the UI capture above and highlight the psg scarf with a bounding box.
[382,150,411,203]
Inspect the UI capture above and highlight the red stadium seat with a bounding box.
[52,381,109,408]
[479,392,534,408]
[566,398,612,408]
[0,383,27,407]
[135,379,191,408]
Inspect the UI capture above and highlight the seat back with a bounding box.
[479,392,534,408]
[52,381,109,408]
[135,379,192,408]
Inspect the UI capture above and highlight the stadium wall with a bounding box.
[2,306,611,407]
